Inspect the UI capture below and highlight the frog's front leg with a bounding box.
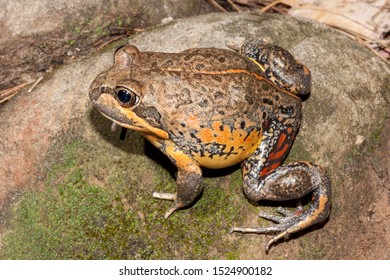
[231,119,331,252]
[145,134,203,219]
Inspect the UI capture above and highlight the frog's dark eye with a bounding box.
[115,87,140,108]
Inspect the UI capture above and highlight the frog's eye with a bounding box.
[115,87,140,108]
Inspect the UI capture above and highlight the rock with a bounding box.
[0,0,209,41]
[355,135,366,146]
[0,12,389,259]
[0,0,213,90]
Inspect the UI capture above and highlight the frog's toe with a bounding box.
[258,206,303,223]
[152,192,187,218]
[152,191,176,201]
[163,203,187,219]
[231,207,309,252]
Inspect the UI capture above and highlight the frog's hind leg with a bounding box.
[231,118,331,252]
[233,161,331,252]
[147,136,203,219]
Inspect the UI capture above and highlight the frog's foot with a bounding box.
[231,206,305,250]
[230,206,307,252]
[239,161,331,252]
[231,204,325,253]
[152,192,186,219]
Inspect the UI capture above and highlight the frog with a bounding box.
[89,39,331,252]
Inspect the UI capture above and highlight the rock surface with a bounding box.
[0,0,208,41]
[0,0,212,90]
[0,12,389,259]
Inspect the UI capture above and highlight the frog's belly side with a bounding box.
[174,121,263,169]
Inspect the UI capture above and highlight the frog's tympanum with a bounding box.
[89,40,331,252]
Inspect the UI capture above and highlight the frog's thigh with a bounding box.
[146,135,203,218]
[236,119,331,251]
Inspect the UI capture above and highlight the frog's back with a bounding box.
[131,48,287,168]
[139,47,260,73]
[133,48,273,120]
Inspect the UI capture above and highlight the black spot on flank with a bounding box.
[219,125,224,131]
[182,88,190,94]
[214,91,224,99]
[198,99,208,108]
[212,76,222,82]
[219,57,226,63]
[181,123,186,127]
[190,132,197,139]
[240,121,246,129]
[244,127,255,141]
[195,63,205,70]
[190,132,202,143]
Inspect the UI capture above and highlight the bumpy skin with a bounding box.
[89,41,331,252]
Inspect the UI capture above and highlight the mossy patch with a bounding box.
[1,138,244,259]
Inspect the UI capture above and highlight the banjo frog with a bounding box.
[89,40,331,252]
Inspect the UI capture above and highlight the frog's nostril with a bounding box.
[89,87,102,101]
[100,85,110,93]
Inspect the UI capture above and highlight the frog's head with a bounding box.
[89,45,168,139]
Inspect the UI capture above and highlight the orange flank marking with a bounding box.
[269,132,290,162]
[260,162,281,177]
[199,128,214,143]
[192,126,262,169]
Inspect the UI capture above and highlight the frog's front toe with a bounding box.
[152,192,182,218]
[152,191,176,201]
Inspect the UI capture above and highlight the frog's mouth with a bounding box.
[90,90,169,140]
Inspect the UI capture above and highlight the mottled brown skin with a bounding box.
[89,41,331,252]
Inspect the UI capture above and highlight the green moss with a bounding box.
[1,176,143,259]
[1,140,244,259]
